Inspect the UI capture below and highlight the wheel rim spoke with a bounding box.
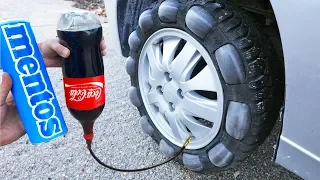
[179,111,211,138]
[148,68,157,87]
[169,42,198,80]
[147,44,163,79]
[165,112,190,141]
[162,37,181,70]
[147,88,162,105]
[181,65,216,92]
[148,68,166,89]
[154,112,171,133]
[180,53,202,81]
[182,92,219,123]
[147,89,169,115]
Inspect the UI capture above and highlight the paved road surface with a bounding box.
[0,0,301,179]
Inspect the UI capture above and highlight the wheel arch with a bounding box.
[113,0,285,59]
[112,0,159,57]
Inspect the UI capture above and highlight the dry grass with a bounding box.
[65,0,106,16]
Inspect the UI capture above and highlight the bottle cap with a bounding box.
[57,12,101,31]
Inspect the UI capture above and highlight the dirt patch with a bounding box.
[65,0,106,17]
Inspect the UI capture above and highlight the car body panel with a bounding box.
[104,0,122,55]
[270,0,320,179]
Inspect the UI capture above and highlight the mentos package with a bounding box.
[0,19,68,144]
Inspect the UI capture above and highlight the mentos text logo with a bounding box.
[1,23,63,138]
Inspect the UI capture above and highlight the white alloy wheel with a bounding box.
[138,28,224,149]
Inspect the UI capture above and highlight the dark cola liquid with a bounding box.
[57,27,104,122]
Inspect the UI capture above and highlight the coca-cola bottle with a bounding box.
[57,12,105,146]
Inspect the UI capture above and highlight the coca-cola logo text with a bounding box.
[65,82,103,102]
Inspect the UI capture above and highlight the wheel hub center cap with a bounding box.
[163,81,179,103]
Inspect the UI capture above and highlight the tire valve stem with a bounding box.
[184,137,192,147]
[84,133,94,149]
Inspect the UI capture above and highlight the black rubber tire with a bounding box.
[125,0,283,172]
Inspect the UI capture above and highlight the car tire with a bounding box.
[125,0,283,172]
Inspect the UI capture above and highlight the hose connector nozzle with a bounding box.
[84,132,94,149]
[183,137,192,147]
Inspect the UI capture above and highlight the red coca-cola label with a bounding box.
[63,75,105,110]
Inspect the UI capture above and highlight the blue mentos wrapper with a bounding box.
[0,19,68,144]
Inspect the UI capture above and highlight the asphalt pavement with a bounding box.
[0,0,302,179]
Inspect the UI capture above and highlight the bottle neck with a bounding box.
[80,120,95,148]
